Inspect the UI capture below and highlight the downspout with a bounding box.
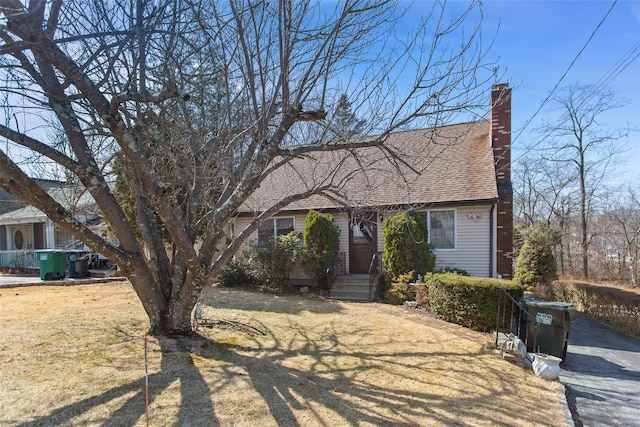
[489,202,495,278]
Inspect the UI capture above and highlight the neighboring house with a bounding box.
[0,185,106,269]
[234,84,513,298]
[0,179,61,215]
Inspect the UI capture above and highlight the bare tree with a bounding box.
[0,0,494,335]
[513,156,580,275]
[535,84,631,279]
[596,187,640,286]
[514,156,576,226]
[513,157,544,227]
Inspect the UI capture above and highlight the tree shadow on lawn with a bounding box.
[17,335,219,426]
[18,322,546,426]
[201,321,551,426]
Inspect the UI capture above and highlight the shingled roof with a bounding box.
[240,120,497,214]
[0,185,100,223]
[0,179,64,215]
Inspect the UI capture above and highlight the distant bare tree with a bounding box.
[535,84,631,279]
[514,156,576,226]
[596,187,640,286]
[513,157,545,227]
[513,156,578,275]
[0,0,494,335]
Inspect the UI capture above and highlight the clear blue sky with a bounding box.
[477,0,640,185]
[403,1,639,186]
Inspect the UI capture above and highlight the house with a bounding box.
[0,184,108,269]
[0,179,61,215]
[234,84,513,298]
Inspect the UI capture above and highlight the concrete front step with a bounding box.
[330,274,373,301]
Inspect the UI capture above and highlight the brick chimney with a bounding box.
[491,83,513,279]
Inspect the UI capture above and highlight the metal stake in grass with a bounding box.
[144,333,149,426]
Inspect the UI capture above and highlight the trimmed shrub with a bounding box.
[412,268,468,306]
[218,261,256,287]
[244,232,301,292]
[551,280,640,338]
[301,209,340,289]
[426,273,524,332]
[382,212,435,280]
[434,267,469,276]
[514,222,561,289]
[383,271,416,304]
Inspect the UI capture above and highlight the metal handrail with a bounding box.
[368,251,383,300]
[495,288,539,352]
[325,251,345,291]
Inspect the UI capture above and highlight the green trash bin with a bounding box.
[37,250,68,280]
[525,301,576,361]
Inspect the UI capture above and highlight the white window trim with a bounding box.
[425,208,457,251]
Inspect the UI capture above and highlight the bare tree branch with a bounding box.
[0,0,495,334]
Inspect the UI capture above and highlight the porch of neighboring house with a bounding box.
[0,221,50,269]
[0,250,40,270]
[0,221,116,272]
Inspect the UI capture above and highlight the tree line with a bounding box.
[513,84,638,287]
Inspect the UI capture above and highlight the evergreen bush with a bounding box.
[383,271,417,304]
[244,232,301,292]
[218,261,256,287]
[434,267,469,276]
[301,210,340,289]
[514,222,561,289]
[382,212,435,280]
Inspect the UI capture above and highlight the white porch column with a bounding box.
[46,220,56,249]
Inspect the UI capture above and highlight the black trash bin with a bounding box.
[525,301,576,361]
[68,251,89,278]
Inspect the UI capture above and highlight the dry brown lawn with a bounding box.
[0,281,568,426]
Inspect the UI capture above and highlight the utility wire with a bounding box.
[510,0,618,165]
[585,39,640,101]
[513,38,639,166]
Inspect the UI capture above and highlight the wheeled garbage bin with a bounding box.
[37,250,68,280]
[68,251,89,278]
[525,301,576,361]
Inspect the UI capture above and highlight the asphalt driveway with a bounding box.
[560,315,640,426]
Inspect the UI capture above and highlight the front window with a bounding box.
[420,210,456,249]
[429,210,455,249]
[258,217,294,241]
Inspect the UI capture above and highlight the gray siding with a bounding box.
[433,205,492,277]
[233,204,494,281]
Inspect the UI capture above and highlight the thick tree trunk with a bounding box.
[149,303,195,336]
[120,259,192,336]
[142,271,205,336]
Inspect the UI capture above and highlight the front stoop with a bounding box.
[329,274,372,301]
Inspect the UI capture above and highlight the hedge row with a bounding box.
[426,273,524,332]
[551,281,640,338]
